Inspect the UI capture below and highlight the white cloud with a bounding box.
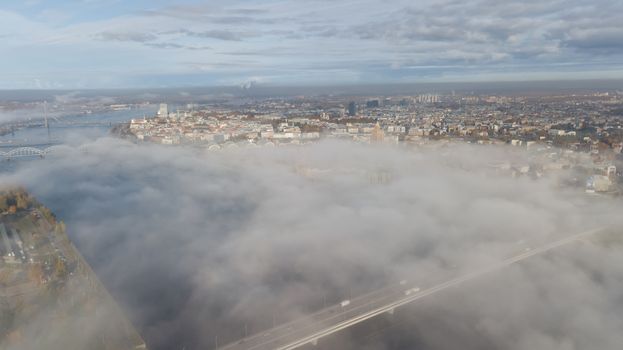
[0,0,622,87]
[1,139,622,349]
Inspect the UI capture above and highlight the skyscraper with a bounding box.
[366,100,379,108]
[158,103,168,118]
[348,102,356,116]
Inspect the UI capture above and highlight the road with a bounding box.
[221,227,606,350]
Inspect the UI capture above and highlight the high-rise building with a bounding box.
[348,101,357,116]
[371,122,385,143]
[416,94,439,103]
[366,100,379,108]
[158,103,168,118]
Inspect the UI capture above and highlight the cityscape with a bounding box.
[1,1,623,350]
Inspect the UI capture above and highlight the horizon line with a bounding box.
[1,77,622,93]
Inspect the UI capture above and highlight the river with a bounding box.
[0,106,157,148]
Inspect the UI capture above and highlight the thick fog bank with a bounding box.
[1,139,622,350]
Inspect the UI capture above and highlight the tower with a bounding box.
[348,102,356,116]
[158,103,168,118]
[371,122,385,143]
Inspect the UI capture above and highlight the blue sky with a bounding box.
[1,0,623,89]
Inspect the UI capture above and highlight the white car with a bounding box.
[405,287,420,296]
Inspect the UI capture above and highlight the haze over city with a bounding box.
[1,1,623,350]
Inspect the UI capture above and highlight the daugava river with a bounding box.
[0,106,157,148]
[0,106,157,171]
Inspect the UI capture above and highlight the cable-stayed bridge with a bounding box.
[221,227,606,350]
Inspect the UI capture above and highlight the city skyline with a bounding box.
[2,0,623,89]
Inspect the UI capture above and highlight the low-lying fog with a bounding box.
[2,139,622,350]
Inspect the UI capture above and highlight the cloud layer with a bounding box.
[1,0,623,88]
[1,138,622,349]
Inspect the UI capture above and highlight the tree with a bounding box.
[5,196,16,210]
[0,299,15,336]
[16,196,28,210]
[55,221,66,236]
[0,195,8,212]
[40,207,56,224]
[29,264,45,285]
[55,257,67,279]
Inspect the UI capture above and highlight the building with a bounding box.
[586,175,612,193]
[371,122,385,143]
[348,102,357,116]
[158,103,168,118]
[607,165,617,179]
[366,100,380,108]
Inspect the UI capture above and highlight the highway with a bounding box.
[221,227,606,350]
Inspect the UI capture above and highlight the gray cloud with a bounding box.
[294,0,623,70]
[95,31,157,43]
[142,4,282,26]
[94,30,215,51]
[230,8,269,15]
[144,42,186,49]
[144,42,212,51]
[563,27,623,54]
[3,0,623,88]
[176,29,251,41]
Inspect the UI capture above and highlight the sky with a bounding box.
[2,139,623,349]
[1,0,623,89]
